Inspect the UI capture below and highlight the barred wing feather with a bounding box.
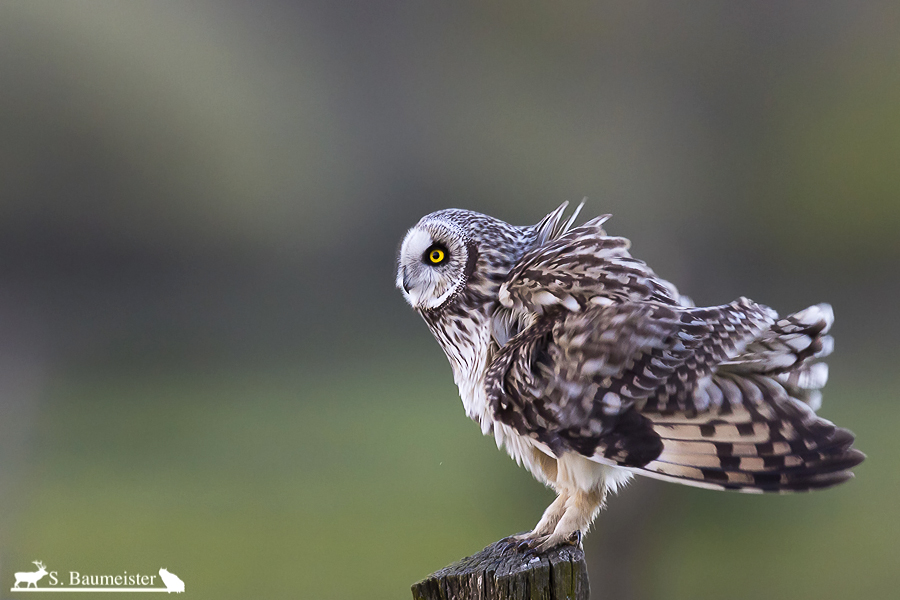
[486,290,863,492]
[499,215,686,313]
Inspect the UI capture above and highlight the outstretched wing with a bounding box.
[499,216,688,313]
[486,296,863,492]
[640,303,863,492]
[486,299,774,466]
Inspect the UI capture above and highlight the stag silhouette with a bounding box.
[14,561,48,588]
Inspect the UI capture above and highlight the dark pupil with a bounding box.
[431,251,440,260]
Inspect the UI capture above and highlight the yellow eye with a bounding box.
[424,245,448,265]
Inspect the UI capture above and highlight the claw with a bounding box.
[533,529,585,554]
[570,530,583,548]
[497,532,550,555]
[516,540,534,552]
[498,534,529,554]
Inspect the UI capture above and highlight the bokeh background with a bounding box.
[1,2,898,599]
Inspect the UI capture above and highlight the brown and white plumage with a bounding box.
[397,203,863,551]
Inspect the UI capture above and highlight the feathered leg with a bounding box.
[534,487,605,552]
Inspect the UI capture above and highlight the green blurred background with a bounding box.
[1,2,898,599]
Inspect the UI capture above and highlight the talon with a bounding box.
[516,540,534,552]
[498,533,528,551]
[570,530,583,547]
[533,530,582,554]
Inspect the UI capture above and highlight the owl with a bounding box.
[397,203,864,552]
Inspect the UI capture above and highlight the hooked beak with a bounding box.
[398,267,412,294]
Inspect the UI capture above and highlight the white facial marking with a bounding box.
[396,221,467,310]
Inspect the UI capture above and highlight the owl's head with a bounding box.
[396,211,477,311]
[397,209,527,312]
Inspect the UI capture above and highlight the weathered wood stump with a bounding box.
[411,535,589,600]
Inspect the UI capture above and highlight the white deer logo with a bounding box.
[14,561,48,589]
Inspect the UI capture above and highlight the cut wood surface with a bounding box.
[411,535,589,600]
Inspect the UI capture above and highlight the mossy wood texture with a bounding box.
[411,536,589,600]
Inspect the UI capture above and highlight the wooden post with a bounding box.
[411,535,590,600]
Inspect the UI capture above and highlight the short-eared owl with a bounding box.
[397,203,863,552]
